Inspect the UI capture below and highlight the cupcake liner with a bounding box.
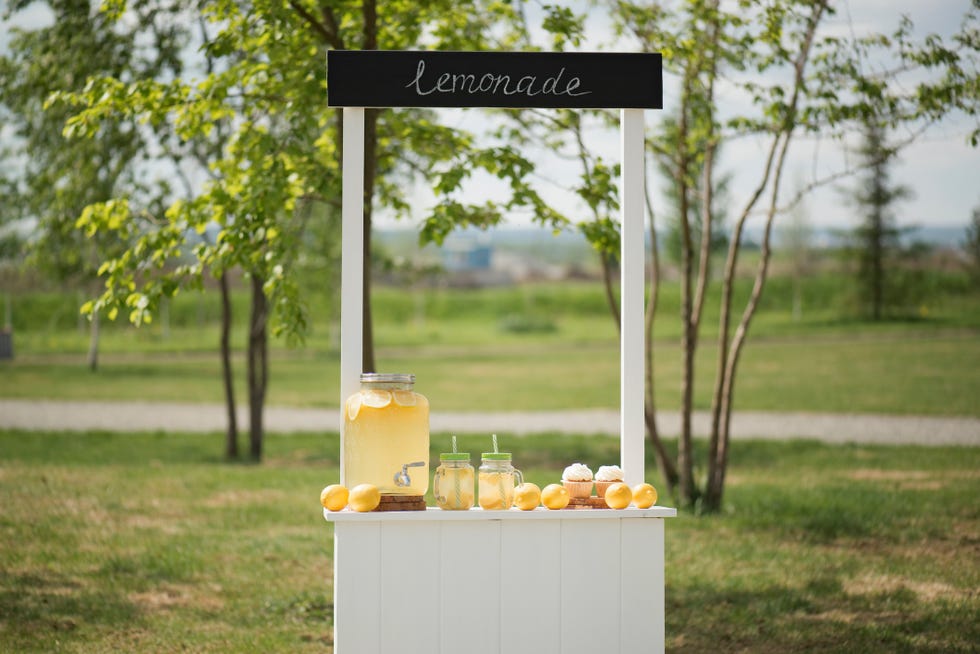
[562,479,594,499]
[594,480,617,499]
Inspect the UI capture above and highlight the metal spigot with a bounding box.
[394,461,426,487]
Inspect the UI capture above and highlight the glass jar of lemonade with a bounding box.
[478,453,523,510]
[343,373,429,496]
[433,453,474,510]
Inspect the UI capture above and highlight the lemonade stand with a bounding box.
[323,50,675,654]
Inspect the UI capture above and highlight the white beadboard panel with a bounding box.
[379,522,441,653]
[333,522,381,654]
[440,521,501,654]
[560,519,622,654]
[620,518,665,654]
[329,514,671,654]
[500,520,562,654]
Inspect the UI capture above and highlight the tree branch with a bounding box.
[287,0,336,47]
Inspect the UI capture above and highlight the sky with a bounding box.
[2,0,977,235]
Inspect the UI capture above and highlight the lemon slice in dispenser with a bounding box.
[346,394,363,421]
[392,390,417,407]
[361,389,392,409]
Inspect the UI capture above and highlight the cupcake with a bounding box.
[594,465,624,499]
[562,463,594,499]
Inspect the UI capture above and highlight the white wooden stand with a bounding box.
[327,52,671,654]
[326,506,676,654]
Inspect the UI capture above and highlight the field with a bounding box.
[0,431,977,653]
[2,271,979,416]
[2,263,978,652]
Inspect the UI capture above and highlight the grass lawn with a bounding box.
[1,430,977,653]
[3,327,978,416]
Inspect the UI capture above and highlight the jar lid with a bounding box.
[481,452,512,460]
[360,373,415,384]
[440,453,471,461]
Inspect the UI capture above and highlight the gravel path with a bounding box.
[1,399,978,446]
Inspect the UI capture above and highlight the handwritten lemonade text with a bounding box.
[405,59,592,99]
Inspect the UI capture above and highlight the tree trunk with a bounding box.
[600,251,621,331]
[871,202,884,320]
[87,309,99,372]
[219,272,239,459]
[360,0,378,373]
[644,175,678,491]
[248,274,268,461]
[704,0,828,512]
[362,107,378,373]
[675,72,699,507]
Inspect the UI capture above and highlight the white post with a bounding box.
[340,107,366,486]
[620,108,646,489]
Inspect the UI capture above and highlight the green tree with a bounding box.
[845,120,913,320]
[0,0,183,370]
[605,0,978,511]
[60,0,542,460]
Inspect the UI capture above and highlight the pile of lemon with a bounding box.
[321,481,657,512]
[532,481,657,511]
[320,483,381,512]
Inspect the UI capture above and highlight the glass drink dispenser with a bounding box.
[343,373,429,496]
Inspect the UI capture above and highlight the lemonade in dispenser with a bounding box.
[343,373,429,496]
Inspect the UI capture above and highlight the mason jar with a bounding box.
[343,373,429,495]
[478,452,523,510]
[433,453,475,510]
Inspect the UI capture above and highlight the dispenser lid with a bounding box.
[481,452,512,460]
[440,453,471,461]
[360,372,415,384]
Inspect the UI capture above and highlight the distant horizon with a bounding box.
[377,220,974,248]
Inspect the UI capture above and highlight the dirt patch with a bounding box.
[124,513,185,535]
[58,497,113,526]
[848,469,930,481]
[848,469,980,481]
[843,573,970,602]
[201,488,288,508]
[128,583,224,613]
[845,468,979,491]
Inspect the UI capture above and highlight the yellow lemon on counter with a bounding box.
[320,484,350,511]
[541,483,569,510]
[604,482,632,509]
[513,483,541,510]
[348,484,381,512]
[631,483,658,509]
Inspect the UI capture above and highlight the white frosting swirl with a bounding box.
[595,465,624,482]
[562,462,593,481]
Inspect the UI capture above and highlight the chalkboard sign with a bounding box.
[327,50,662,109]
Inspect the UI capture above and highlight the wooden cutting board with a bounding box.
[564,496,609,509]
[373,495,427,512]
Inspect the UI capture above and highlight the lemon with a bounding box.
[392,390,417,407]
[541,483,569,510]
[604,482,632,509]
[631,483,658,509]
[320,484,349,511]
[348,483,381,512]
[346,394,362,421]
[513,483,541,511]
[361,390,392,409]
